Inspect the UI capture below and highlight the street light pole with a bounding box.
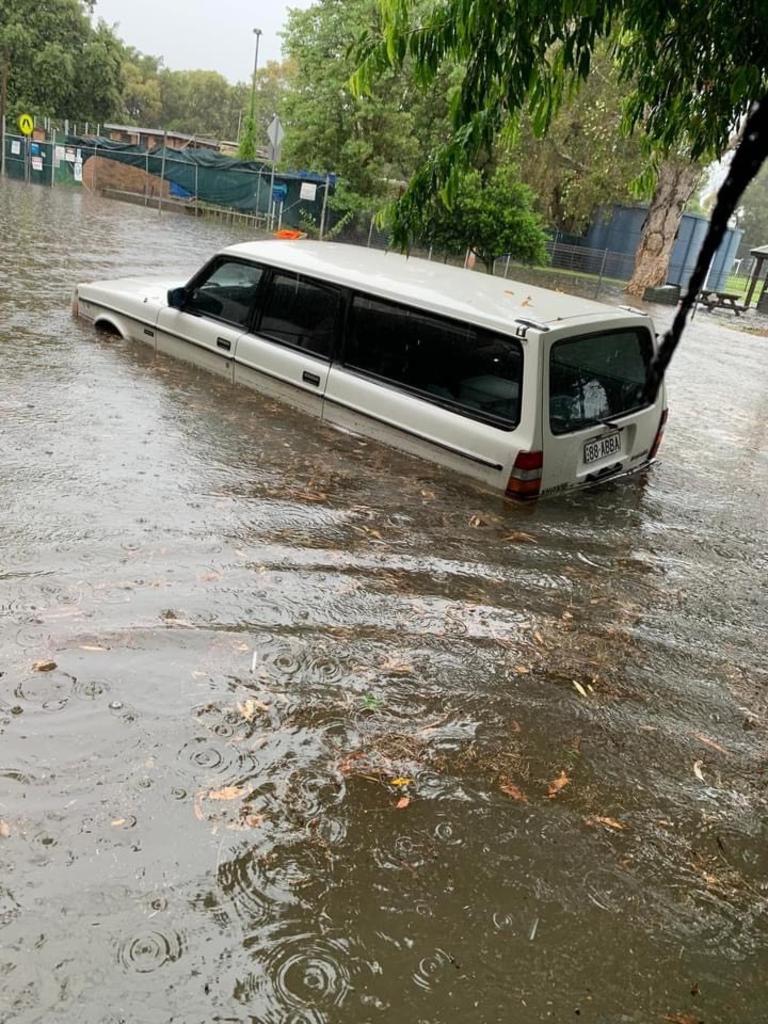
[250,28,262,119]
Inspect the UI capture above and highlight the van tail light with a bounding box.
[506,450,543,500]
[649,408,669,461]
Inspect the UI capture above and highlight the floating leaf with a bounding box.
[79,644,107,651]
[693,760,706,782]
[111,818,127,828]
[396,796,411,809]
[207,785,250,802]
[469,514,485,528]
[547,770,570,798]
[237,698,270,721]
[32,660,57,672]
[0,820,10,838]
[663,1014,701,1024]
[500,781,528,802]
[501,531,537,543]
[572,680,588,698]
[513,664,531,675]
[561,611,574,621]
[584,815,627,832]
[694,733,727,755]
[391,777,412,788]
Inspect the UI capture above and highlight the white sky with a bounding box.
[93,0,313,82]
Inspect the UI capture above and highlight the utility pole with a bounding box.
[0,56,8,180]
[250,29,262,119]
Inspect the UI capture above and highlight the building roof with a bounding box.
[749,244,768,258]
[103,124,218,147]
[221,240,638,330]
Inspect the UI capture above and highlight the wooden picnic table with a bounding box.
[696,289,746,315]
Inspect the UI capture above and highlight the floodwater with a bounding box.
[1,178,766,1024]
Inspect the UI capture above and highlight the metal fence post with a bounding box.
[158,132,167,215]
[367,214,375,247]
[195,162,199,216]
[319,173,330,240]
[144,148,149,206]
[50,129,56,187]
[595,247,608,299]
[504,254,511,278]
[255,167,262,226]
[0,114,5,179]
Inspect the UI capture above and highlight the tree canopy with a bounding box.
[0,0,123,121]
[352,0,768,245]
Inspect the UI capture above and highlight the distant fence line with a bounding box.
[2,123,761,302]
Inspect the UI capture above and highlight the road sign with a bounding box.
[18,113,34,136]
[266,116,284,163]
[272,183,288,203]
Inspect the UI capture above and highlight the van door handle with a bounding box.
[302,371,321,387]
[216,337,231,351]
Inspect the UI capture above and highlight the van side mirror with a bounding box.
[168,286,187,310]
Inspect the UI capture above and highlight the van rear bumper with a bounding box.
[533,457,655,500]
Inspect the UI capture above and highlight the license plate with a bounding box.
[584,432,621,464]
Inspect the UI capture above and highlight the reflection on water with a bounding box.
[1,178,767,1023]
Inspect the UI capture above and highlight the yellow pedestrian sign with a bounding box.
[18,113,34,136]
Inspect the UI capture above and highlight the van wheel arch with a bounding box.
[94,317,125,339]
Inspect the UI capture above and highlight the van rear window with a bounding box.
[345,296,523,429]
[549,328,653,435]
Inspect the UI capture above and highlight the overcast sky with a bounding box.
[93,0,313,82]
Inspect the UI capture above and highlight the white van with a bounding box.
[73,240,668,499]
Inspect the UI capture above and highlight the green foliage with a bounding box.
[737,162,768,254]
[353,0,768,247]
[238,113,257,161]
[0,0,124,121]
[420,164,548,272]
[281,0,446,206]
[513,51,646,233]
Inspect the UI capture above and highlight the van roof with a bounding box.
[222,240,637,334]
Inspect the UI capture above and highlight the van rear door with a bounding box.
[539,319,665,495]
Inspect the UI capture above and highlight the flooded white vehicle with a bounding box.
[73,240,668,498]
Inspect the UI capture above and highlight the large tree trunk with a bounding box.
[625,158,702,297]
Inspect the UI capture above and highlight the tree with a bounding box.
[737,163,768,255]
[513,52,645,233]
[353,0,768,292]
[422,164,548,272]
[280,0,443,211]
[238,113,257,160]
[0,0,124,123]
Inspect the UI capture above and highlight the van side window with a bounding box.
[185,259,264,328]
[345,296,523,428]
[257,272,341,359]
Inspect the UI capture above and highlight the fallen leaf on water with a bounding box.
[380,655,415,675]
[513,665,531,676]
[693,760,706,782]
[207,785,250,802]
[469,515,485,528]
[32,660,57,672]
[111,818,127,828]
[521,296,533,307]
[694,733,728,755]
[396,796,411,810]
[421,489,436,499]
[79,644,107,652]
[572,680,589,698]
[237,698,270,721]
[547,770,570,798]
[501,531,537,544]
[500,781,528,802]
[533,631,545,645]
[391,777,412,788]
[584,815,627,832]
[0,820,11,838]
[561,611,574,621]
[509,720,522,733]
[240,813,265,829]
[663,1014,702,1024]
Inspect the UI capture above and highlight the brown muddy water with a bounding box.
[1,179,767,1024]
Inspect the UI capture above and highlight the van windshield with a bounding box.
[549,328,654,435]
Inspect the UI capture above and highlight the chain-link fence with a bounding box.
[1,126,335,234]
